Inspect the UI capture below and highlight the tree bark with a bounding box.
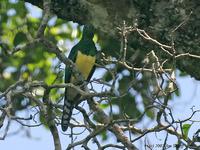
[25,0,200,80]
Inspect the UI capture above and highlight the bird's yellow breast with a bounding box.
[71,51,96,83]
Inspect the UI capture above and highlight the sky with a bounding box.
[1,73,200,150]
[1,1,200,150]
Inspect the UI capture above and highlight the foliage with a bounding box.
[0,1,200,150]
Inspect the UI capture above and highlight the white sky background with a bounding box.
[1,74,200,150]
[1,2,200,150]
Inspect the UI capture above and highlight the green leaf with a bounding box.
[45,73,57,85]
[99,103,109,109]
[146,109,154,119]
[174,88,180,97]
[182,123,192,139]
[39,113,48,129]
[101,130,108,141]
[13,32,27,46]
[179,71,188,77]
[118,76,131,93]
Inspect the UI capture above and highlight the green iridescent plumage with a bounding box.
[61,25,97,131]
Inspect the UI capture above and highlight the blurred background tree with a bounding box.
[0,0,200,149]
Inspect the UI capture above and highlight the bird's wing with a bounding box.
[62,45,79,132]
[65,45,79,83]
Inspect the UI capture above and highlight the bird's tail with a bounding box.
[61,97,73,131]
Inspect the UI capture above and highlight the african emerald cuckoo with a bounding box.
[61,25,97,131]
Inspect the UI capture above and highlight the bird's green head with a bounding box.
[82,24,95,39]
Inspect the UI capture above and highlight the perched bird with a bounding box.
[61,25,97,131]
